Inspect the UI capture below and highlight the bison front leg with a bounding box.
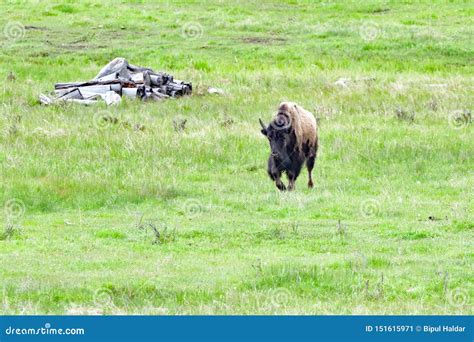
[268,156,286,191]
[270,171,286,191]
[271,169,286,191]
[274,175,286,191]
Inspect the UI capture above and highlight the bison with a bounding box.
[260,102,318,191]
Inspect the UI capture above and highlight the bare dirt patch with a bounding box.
[239,36,286,45]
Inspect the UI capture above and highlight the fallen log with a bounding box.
[43,57,191,106]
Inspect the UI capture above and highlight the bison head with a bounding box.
[260,114,294,167]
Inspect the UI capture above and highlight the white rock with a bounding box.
[39,94,53,105]
[334,77,350,88]
[207,87,225,95]
[104,91,122,106]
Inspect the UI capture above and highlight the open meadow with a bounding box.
[0,0,472,314]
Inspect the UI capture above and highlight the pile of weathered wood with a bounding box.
[40,57,192,106]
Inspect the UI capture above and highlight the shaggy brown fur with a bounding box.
[261,102,318,191]
[276,101,317,151]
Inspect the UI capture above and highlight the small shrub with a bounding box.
[0,224,22,240]
[135,214,176,244]
[395,107,415,122]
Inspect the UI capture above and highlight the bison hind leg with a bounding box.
[286,171,299,191]
[306,155,315,188]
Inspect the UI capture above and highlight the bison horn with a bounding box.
[259,118,266,130]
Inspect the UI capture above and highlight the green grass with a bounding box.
[0,0,472,314]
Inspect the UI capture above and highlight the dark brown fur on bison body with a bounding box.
[261,102,318,191]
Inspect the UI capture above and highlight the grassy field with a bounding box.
[0,0,473,314]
